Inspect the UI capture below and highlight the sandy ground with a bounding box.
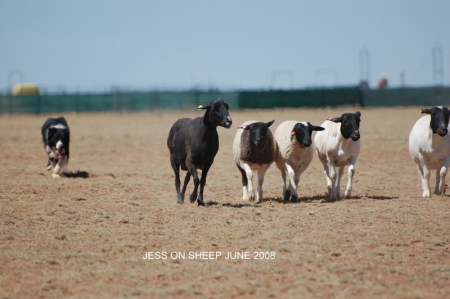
[1,106,450,298]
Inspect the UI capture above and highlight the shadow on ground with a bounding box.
[64,171,90,178]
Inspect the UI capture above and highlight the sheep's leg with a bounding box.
[275,161,289,200]
[197,164,211,206]
[188,165,200,204]
[437,157,450,195]
[434,169,441,195]
[281,167,289,200]
[336,167,344,200]
[323,162,337,201]
[242,163,254,201]
[237,164,249,201]
[344,157,357,198]
[292,166,305,203]
[170,156,183,204]
[285,163,297,202]
[180,172,191,203]
[419,163,431,198]
[256,164,270,203]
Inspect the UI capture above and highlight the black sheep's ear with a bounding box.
[327,117,343,123]
[312,125,325,131]
[354,111,361,117]
[198,104,211,110]
[421,108,432,114]
[266,120,275,128]
[238,125,250,130]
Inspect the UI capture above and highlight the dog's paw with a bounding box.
[52,173,61,178]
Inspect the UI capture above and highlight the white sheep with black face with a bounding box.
[314,111,361,202]
[274,121,324,202]
[409,106,450,198]
[233,120,276,203]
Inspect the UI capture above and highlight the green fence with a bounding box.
[361,86,450,107]
[238,87,361,108]
[0,91,240,115]
[1,86,449,114]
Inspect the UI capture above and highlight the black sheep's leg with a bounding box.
[170,155,183,204]
[197,164,212,206]
[237,165,248,201]
[181,172,191,203]
[189,164,199,204]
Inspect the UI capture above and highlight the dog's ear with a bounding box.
[48,127,57,136]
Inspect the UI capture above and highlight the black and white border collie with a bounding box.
[41,117,70,178]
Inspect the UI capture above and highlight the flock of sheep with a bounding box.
[167,98,450,205]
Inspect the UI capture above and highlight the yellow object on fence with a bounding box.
[12,83,40,96]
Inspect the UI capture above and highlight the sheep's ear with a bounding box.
[421,108,432,114]
[198,103,213,110]
[354,111,361,117]
[215,97,229,109]
[238,125,249,130]
[327,117,343,123]
[266,120,275,128]
[312,125,325,131]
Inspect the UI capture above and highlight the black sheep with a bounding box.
[167,98,232,205]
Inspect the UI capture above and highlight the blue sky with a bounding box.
[1,0,449,93]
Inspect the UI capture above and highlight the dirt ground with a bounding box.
[1,106,450,298]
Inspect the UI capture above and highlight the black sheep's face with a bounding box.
[328,111,361,141]
[200,98,232,128]
[292,122,325,147]
[422,106,450,137]
[241,120,275,147]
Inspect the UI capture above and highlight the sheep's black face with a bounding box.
[422,106,450,137]
[241,120,275,147]
[250,124,268,146]
[202,98,232,128]
[292,122,325,147]
[328,111,361,141]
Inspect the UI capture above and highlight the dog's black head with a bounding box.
[47,126,69,158]
[42,117,70,159]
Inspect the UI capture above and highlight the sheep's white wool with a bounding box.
[408,114,450,198]
[274,121,315,201]
[314,120,360,201]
